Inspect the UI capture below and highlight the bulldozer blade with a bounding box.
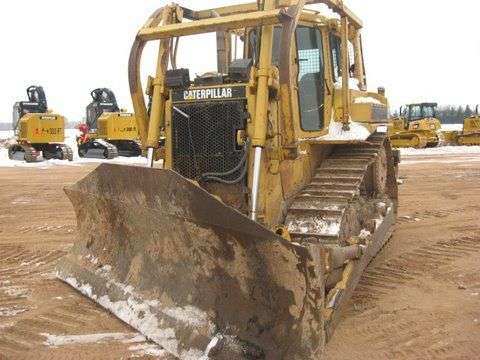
[57,164,325,360]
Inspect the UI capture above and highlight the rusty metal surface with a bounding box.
[57,164,325,359]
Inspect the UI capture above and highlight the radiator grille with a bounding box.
[172,100,247,182]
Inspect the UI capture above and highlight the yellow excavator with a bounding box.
[8,86,73,162]
[58,1,398,358]
[77,88,142,159]
[457,105,480,145]
[388,103,442,148]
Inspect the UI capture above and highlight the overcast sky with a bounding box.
[0,0,478,124]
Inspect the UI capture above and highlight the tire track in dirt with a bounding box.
[327,225,480,360]
[351,235,480,307]
[397,205,480,224]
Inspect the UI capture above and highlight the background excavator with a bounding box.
[77,88,141,159]
[8,86,73,162]
[388,102,442,148]
[58,1,398,359]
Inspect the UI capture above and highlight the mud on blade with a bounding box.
[57,164,325,359]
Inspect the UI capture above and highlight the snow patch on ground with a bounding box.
[400,146,480,157]
[441,124,463,131]
[2,286,29,298]
[0,306,29,317]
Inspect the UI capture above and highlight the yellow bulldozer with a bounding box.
[77,88,142,159]
[8,86,73,162]
[58,1,398,358]
[388,102,442,148]
[456,105,480,145]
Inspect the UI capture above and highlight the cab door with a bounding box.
[296,26,325,132]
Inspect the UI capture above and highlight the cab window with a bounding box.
[409,106,422,120]
[423,106,435,118]
[296,26,325,131]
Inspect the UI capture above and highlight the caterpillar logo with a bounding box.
[183,87,233,101]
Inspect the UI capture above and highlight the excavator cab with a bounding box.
[86,88,120,130]
[77,88,141,159]
[59,2,398,359]
[12,86,48,133]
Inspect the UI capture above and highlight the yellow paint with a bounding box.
[456,115,480,145]
[18,113,65,144]
[96,112,139,141]
[388,117,441,149]
[131,1,389,227]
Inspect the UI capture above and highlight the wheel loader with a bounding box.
[8,86,73,162]
[388,103,442,148]
[57,1,398,359]
[77,88,142,159]
[456,105,480,145]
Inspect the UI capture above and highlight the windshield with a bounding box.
[409,105,422,120]
[408,105,436,120]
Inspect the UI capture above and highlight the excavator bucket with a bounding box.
[57,164,325,360]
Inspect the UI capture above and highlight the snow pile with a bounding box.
[400,145,480,157]
[353,96,382,105]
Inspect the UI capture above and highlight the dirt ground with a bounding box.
[0,154,479,359]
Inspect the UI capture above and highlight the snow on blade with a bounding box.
[41,332,143,347]
[128,343,170,357]
[57,264,215,360]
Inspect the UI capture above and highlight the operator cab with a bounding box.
[12,86,48,131]
[402,103,438,122]
[86,88,120,130]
